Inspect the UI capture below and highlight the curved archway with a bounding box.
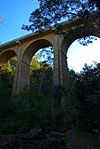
[61,24,100,54]
[23,39,52,64]
[57,24,100,89]
[20,39,53,93]
[61,25,100,71]
[67,36,100,72]
[0,50,17,96]
[0,50,16,63]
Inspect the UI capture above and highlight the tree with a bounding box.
[34,47,54,65]
[75,62,100,134]
[89,0,100,10]
[31,61,53,94]
[22,0,100,57]
[22,0,98,32]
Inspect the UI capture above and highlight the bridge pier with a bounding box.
[53,35,69,89]
[53,35,70,114]
[12,58,30,95]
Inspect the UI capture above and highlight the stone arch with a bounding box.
[0,50,17,96]
[22,39,53,64]
[61,25,100,70]
[67,36,100,72]
[16,39,53,93]
[61,25,100,55]
[0,50,16,63]
[57,25,100,89]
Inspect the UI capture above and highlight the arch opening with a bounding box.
[67,36,100,73]
[0,50,16,63]
[0,50,17,96]
[23,39,52,64]
[61,24,100,73]
[22,39,54,95]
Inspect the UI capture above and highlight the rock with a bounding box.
[29,127,42,135]
[0,129,95,149]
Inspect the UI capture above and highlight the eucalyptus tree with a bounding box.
[22,0,99,32]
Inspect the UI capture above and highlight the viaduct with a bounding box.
[0,14,100,96]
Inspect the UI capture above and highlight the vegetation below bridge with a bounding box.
[0,59,99,148]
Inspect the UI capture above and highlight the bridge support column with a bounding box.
[12,58,30,96]
[53,35,69,89]
[53,35,70,127]
[54,35,70,108]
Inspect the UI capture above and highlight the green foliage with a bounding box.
[57,70,78,129]
[34,47,54,65]
[14,90,52,126]
[0,58,99,137]
[22,0,97,32]
[30,58,42,72]
[0,120,30,134]
[63,133,69,144]
[0,57,17,91]
[21,0,100,62]
[0,58,53,133]
[0,57,16,76]
[31,64,53,95]
[0,90,52,133]
[76,129,100,149]
[0,79,12,97]
[75,63,100,133]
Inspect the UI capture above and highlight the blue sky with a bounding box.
[0,0,100,72]
[0,0,39,43]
